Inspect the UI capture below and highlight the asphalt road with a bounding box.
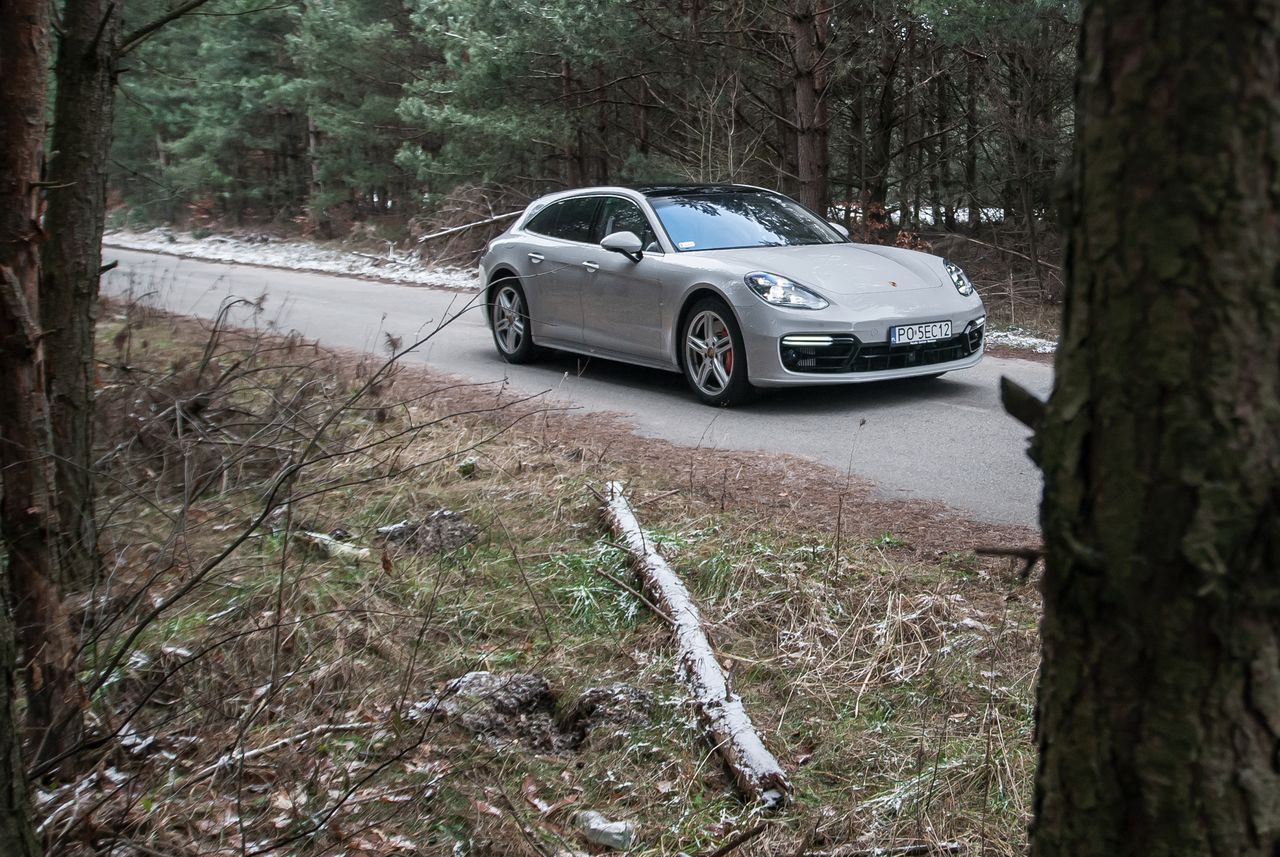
[102,248,1053,527]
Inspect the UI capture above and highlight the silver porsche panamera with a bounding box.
[480,184,986,406]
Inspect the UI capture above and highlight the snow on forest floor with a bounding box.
[104,227,1058,353]
[104,227,482,290]
[984,328,1058,353]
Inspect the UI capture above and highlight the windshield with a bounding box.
[649,191,845,252]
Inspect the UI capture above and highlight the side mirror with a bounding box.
[601,230,644,262]
[828,222,850,239]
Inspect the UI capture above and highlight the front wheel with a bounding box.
[490,279,541,364]
[680,298,756,406]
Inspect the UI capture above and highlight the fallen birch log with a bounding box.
[297,531,371,561]
[601,481,791,808]
[415,211,521,244]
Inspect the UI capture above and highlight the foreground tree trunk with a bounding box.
[40,0,124,590]
[0,0,47,819]
[0,0,86,781]
[0,602,40,857]
[1030,2,1280,854]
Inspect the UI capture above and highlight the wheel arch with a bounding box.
[674,286,742,370]
[484,266,522,329]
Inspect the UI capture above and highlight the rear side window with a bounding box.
[524,204,560,237]
[524,196,601,243]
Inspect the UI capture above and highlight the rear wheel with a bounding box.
[490,279,540,363]
[681,298,755,406]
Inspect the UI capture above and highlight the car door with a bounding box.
[579,196,668,364]
[519,196,601,347]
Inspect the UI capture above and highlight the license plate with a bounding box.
[890,320,951,345]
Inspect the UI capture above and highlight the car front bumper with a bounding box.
[732,295,987,387]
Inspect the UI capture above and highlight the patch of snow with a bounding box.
[986,327,1057,354]
[104,227,481,291]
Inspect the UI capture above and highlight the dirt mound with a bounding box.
[377,510,479,554]
[419,672,654,754]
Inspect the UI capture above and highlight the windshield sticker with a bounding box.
[678,240,696,249]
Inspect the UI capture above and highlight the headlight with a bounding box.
[744,272,829,310]
[944,260,974,296]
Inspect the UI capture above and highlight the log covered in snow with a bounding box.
[600,481,791,808]
[297,531,371,561]
[414,211,521,244]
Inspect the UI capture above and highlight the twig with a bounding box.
[705,822,769,857]
[975,544,1045,581]
[802,843,963,857]
[497,518,555,648]
[588,553,675,624]
[939,232,1060,271]
[182,721,376,786]
[974,545,1044,561]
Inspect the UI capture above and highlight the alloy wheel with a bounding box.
[494,285,526,354]
[684,309,735,396]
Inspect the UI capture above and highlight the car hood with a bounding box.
[707,244,945,294]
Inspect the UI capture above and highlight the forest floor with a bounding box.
[45,299,1043,856]
[102,226,1062,361]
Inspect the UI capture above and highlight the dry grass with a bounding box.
[37,295,1042,856]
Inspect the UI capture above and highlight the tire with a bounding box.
[680,298,756,406]
[489,278,541,364]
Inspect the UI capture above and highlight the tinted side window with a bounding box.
[525,203,561,237]
[524,197,602,242]
[551,197,601,242]
[596,197,659,249]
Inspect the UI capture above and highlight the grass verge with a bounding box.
[41,296,1041,856]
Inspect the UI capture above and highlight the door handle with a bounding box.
[528,253,544,264]
[582,261,599,272]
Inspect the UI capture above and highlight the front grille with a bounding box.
[780,325,983,374]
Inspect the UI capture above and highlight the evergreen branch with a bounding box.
[118,0,218,57]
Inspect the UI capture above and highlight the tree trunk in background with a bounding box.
[40,0,123,592]
[1000,52,1025,222]
[789,0,829,214]
[561,59,583,186]
[1031,1,1280,853]
[1,0,85,783]
[773,84,799,197]
[964,56,980,228]
[594,63,609,185]
[865,27,898,215]
[307,115,332,238]
[936,66,955,230]
[901,24,916,228]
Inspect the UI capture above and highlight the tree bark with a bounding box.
[1031,1,1280,854]
[789,0,829,214]
[306,115,332,238]
[2,0,85,785]
[0,601,39,857]
[40,0,124,591]
[865,24,899,216]
[964,55,980,228]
